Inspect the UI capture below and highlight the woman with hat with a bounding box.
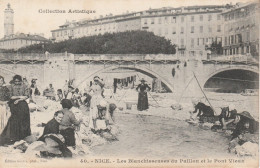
[231,111,257,141]
[0,75,31,145]
[88,76,104,124]
[136,78,151,111]
[29,79,40,103]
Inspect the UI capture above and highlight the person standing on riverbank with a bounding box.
[0,76,10,134]
[136,78,151,111]
[88,76,105,130]
[0,75,31,145]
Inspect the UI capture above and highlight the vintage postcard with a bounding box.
[0,0,259,167]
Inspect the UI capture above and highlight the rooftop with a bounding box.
[0,33,50,42]
[52,4,231,32]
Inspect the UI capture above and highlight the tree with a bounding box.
[4,31,176,54]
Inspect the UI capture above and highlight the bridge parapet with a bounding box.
[73,54,179,61]
[209,54,258,63]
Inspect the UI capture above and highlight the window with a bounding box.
[230,13,234,19]
[200,26,203,33]
[191,38,194,48]
[158,18,162,24]
[231,35,234,44]
[200,15,203,21]
[217,25,221,32]
[225,37,227,45]
[208,14,212,21]
[181,39,184,46]
[197,38,200,45]
[225,15,228,21]
[172,17,176,23]
[181,16,184,23]
[151,18,155,24]
[144,19,147,24]
[246,32,250,41]
[172,27,176,34]
[165,17,169,24]
[191,26,194,33]
[52,32,55,38]
[181,27,184,34]
[191,16,194,22]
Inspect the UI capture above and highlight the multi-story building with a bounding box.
[51,5,234,57]
[221,2,259,58]
[0,4,49,50]
[0,33,50,50]
[140,6,227,57]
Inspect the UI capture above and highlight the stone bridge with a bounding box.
[0,53,258,95]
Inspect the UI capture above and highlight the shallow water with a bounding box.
[91,112,234,159]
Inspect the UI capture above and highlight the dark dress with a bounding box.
[136,83,151,111]
[218,107,237,129]
[0,86,10,101]
[38,118,60,142]
[194,102,214,117]
[0,84,31,145]
[59,109,81,147]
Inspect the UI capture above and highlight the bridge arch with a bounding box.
[203,66,259,93]
[76,65,174,92]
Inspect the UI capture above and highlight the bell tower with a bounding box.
[4,3,14,37]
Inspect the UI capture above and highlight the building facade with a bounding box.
[51,5,235,57]
[140,6,226,58]
[0,4,49,50]
[0,33,50,50]
[221,2,259,58]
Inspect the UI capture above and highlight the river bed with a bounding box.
[91,112,235,159]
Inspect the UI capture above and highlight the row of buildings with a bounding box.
[51,2,259,58]
[0,4,49,50]
[0,2,259,58]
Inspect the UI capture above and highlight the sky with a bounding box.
[0,0,255,39]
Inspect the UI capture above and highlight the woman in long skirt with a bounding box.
[0,76,10,134]
[88,76,104,130]
[0,75,31,145]
[136,78,151,111]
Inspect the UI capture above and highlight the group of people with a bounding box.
[0,75,118,158]
[190,99,258,146]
